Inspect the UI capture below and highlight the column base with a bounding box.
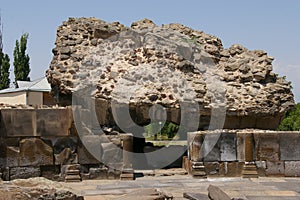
[242,162,258,178]
[191,161,207,178]
[121,168,135,180]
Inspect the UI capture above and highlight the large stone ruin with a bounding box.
[46,17,294,131]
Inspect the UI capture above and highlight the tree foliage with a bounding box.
[278,103,300,131]
[0,53,10,90]
[0,15,10,90]
[144,121,182,140]
[13,33,30,84]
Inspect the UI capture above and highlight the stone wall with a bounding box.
[0,107,131,181]
[186,130,300,177]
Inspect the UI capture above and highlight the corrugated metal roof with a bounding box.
[0,77,51,94]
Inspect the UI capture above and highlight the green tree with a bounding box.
[278,103,300,131]
[13,33,30,85]
[0,14,10,90]
[0,53,10,90]
[144,122,181,140]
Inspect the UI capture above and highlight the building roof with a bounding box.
[0,77,51,94]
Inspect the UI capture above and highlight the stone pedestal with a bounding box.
[120,134,134,180]
[63,164,82,182]
[191,161,206,178]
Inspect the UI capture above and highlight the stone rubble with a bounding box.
[46,17,294,129]
[0,177,84,200]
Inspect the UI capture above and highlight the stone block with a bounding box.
[0,109,36,137]
[0,140,7,168]
[188,132,203,162]
[280,132,300,161]
[101,142,123,170]
[204,162,219,176]
[202,133,221,162]
[77,135,103,165]
[266,161,284,176]
[220,132,237,161]
[37,108,72,136]
[88,167,108,179]
[9,166,41,180]
[284,161,300,177]
[55,148,77,165]
[6,146,20,167]
[1,167,9,181]
[219,162,243,177]
[256,161,266,177]
[254,132,280,161]
[208,185,231,200]
[19,138,54,166]
[236,132,245,161]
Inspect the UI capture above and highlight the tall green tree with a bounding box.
[13,33,30,85]
[0,53,10,89]
[0,14,10,90]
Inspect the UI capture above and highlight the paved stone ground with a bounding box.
[63,171,300,200]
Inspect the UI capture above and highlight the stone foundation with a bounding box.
[186,130,300,177]
[0,107,132,181]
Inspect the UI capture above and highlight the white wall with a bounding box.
[0,91,27,105]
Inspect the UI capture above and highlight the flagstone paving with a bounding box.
[63,174,300,199]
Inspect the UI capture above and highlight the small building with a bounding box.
[0,77,56,106]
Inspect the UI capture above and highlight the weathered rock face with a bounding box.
[0,177,84,200]
[46,17,294,130]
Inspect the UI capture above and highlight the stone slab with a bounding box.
[219,162,243,177]
[36,108,72,136]
[183,192,210,200]
[208,185,231,200]
[78,135,103,165]
[280,132,300,161]
[0,109,36,137]
[202,133,221,162]
[204,162,219,176]
[266,161,285,176]
[254,132,280,161]
[6,146,20,167]
[220,132,237,161]
[284,161,300,177]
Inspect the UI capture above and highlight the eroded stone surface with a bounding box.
[0,177,84,200]
[19,138,53,167]
[46,17,294,130]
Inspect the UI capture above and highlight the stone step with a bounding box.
[66,170,80,175]
[243,171,258,175]
[243,174,259,178]
[192,171,207,177]
[243,166,257,170]
[120,173,135,180]
[65,175,82,182]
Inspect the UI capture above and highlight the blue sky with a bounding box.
[1,0,299,102]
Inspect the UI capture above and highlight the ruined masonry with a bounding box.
[0,17,297,181]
